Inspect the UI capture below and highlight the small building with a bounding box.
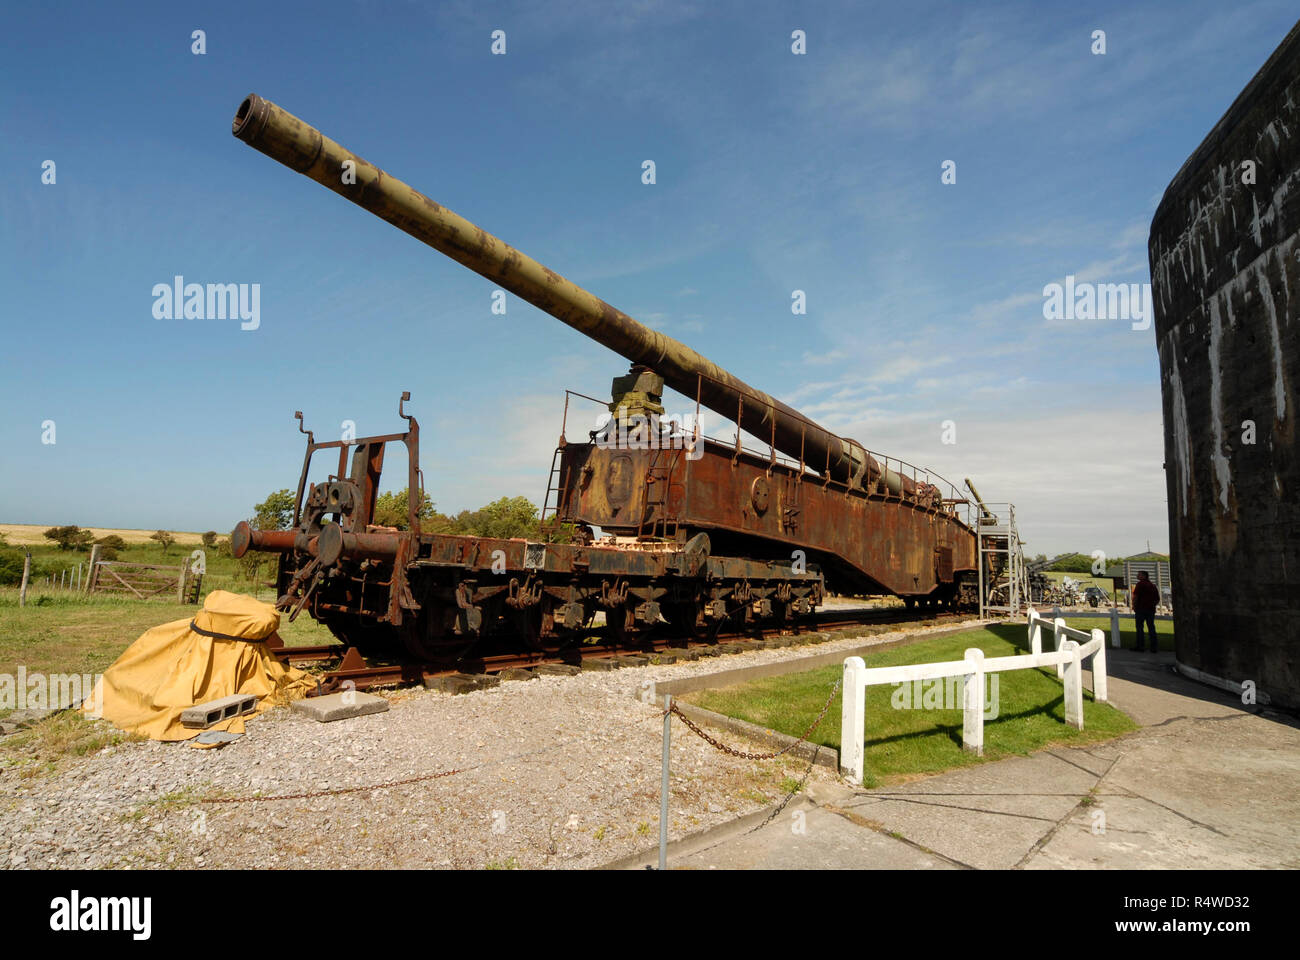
[1104,558,1172,606]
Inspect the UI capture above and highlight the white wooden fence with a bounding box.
[839,608,1108,785]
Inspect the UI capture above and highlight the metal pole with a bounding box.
[659,694,671,870]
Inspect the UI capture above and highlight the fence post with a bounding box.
[1028,609,1042,655]
[1109,606,1121,648]
[962,648,985,755]
[19,553,31,607]
[1053,618,1067,677]
[840,657,866,785]
[1063,640,1083,729]
[1090,628,1108,702]
[176,560,188,603]
[86,544,101,593]
[659,694,671,870]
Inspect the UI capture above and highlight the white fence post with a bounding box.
[1109,606,1121,648]
[1027,608,1042,655]
[1053,618,1067,678]
[962,648,985,755]
[1063,640,1083,729]
[1090,628,1108,702]
[840,657,866,786]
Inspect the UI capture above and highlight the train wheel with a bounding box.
[397,604,461,661]
[329,616,391,658]
[663,601,704,641]
[606,605,637,648]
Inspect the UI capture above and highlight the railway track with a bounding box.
[270,605,977,695]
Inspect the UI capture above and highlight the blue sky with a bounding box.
[2,0,1296,556]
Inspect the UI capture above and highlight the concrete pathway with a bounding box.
[616,649,1300,869]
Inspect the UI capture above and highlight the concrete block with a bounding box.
[615,655,649,667]
[291,692,389,723]
[499,668,536,681]
[662,647,699,661]
[696,646,721,657]
[534,663,582,677]
[650,652,679,665]
[181,694,257,729]
[581,658,621,672]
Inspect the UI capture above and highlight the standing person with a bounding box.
[1131,571,1160,652]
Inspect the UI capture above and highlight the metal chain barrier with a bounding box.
[200,766,466,804]
[669,677,841,760]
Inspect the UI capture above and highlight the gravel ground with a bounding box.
[0,618,986,870]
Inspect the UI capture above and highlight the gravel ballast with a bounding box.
[0,618,987,870]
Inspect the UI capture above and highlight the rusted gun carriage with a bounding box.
[228,94,980,660]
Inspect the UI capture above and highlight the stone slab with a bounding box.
[291,692,389,722]
[534,664,582,677]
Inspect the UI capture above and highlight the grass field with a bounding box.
[1061,612,1174,652]
[684,623,1140,787]
[0,535,337,680]
[0,524,209,547]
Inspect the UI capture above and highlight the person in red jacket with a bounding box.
[1131,571,1160,652]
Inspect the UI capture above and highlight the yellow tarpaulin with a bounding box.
[85,590,316,744]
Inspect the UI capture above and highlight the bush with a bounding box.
[252,490,296,531]
[149,530,176,554]
[94,534,127,561]
[0,549,30,586]
[449,496,540,540]
[43,525,93,551]
[371,489,438,530]
[201,531,218,548]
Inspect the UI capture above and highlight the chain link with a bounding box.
[669,677,841,760]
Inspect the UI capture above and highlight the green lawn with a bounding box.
[0,543,337,680]
[1060,613,1174,652]
[684,623,1139,788]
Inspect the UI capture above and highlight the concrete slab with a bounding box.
[194,730,243,745]
[581,658,621,672]
[618,635,1300,870]
[633,799,955,870]
[499,668,536,682]
[290,692,389,722]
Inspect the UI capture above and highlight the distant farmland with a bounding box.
[0,524,209,547]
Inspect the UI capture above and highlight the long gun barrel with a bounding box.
[232,94,913,495]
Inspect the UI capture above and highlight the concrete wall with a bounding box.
[1149,20,1300,709]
